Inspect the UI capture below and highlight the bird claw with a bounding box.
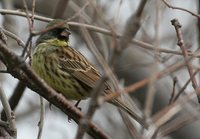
[68,100,82,122]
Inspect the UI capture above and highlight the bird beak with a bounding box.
[61,29,71,38]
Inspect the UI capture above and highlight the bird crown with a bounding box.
[46,19,70,30]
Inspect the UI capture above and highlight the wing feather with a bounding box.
[58,47,101,88]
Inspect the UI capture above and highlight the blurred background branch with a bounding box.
[0,0,200,139]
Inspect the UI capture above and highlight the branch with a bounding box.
[2,28,25,47]
[0,9,197,57]
[0,87,17,138]
[37,97,45,139]
[0,9,51,22]
[0,41,110,139]
[162,0,200,19]
[1,81,26,121]
[104,54,195,102]
[171,18,200,103]
[173,70,199,102]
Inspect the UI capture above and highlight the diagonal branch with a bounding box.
[171,18,200,103]
[0,41,110,139]
[0,87,17,138]
[162,0,200,19]
[0,9,197,57]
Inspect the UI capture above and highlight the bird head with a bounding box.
[36,19,71,45]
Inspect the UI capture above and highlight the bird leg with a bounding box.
[74,100,81,110]
[68,100,81,122]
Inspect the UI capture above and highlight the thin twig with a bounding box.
[0,87,17,138]
[32,20,69,36]
[27,0,36,61]
[169,77,178,104]
[171,18,200,103]
[0,9,197,57]
[1,81,26,121]
[79,21,119,89]
[103,0,148,115]
[79,9,147,131]
[76,18,117,138]
[0,120,8,128]
[31,0,36,24]
[160,108,199,137]
[146,92,196,138]
[22,0,32,30]
[2,28,25,47]
[21,34,32,57]
[118,0,147,51]
[53,0,69,18]
[21,0,35,58]
[67,2,89,21]
[144,0,161,119]
[0,9,52,21]
[104,53,196,102]
[37,96,45,139]
[0,27,7,44]
[69,1,91,23]
[75,77,107,139]
[162,0,200,19]
[0,70,8,73]
[173,70,200,102]
[119,110,142,139]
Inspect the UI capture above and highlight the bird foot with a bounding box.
[68,100,82,122]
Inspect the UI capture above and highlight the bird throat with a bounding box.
[45,38,69,47]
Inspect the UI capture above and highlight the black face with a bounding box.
[57,28,71,40]
[36,27,71,45]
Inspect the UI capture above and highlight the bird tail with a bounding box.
[110,94,148,128]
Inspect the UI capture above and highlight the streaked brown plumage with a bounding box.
[32,19,145,126]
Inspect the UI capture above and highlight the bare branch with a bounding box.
[162,0,200,19]
[0,9,197,57]
[37,97,45,139]
[171,18,200,103]
[0,87,17,138]
[0,41,110,139]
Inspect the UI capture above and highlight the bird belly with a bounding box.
[32,50,90,100]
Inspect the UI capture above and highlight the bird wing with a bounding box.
[58,47,101,88]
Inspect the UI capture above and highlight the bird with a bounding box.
[31,19,145,127]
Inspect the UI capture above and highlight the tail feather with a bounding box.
[104,82,148,128]
[110,95,148,129]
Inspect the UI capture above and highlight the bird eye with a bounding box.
[60,29,71,38]
[65,29,71,35]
